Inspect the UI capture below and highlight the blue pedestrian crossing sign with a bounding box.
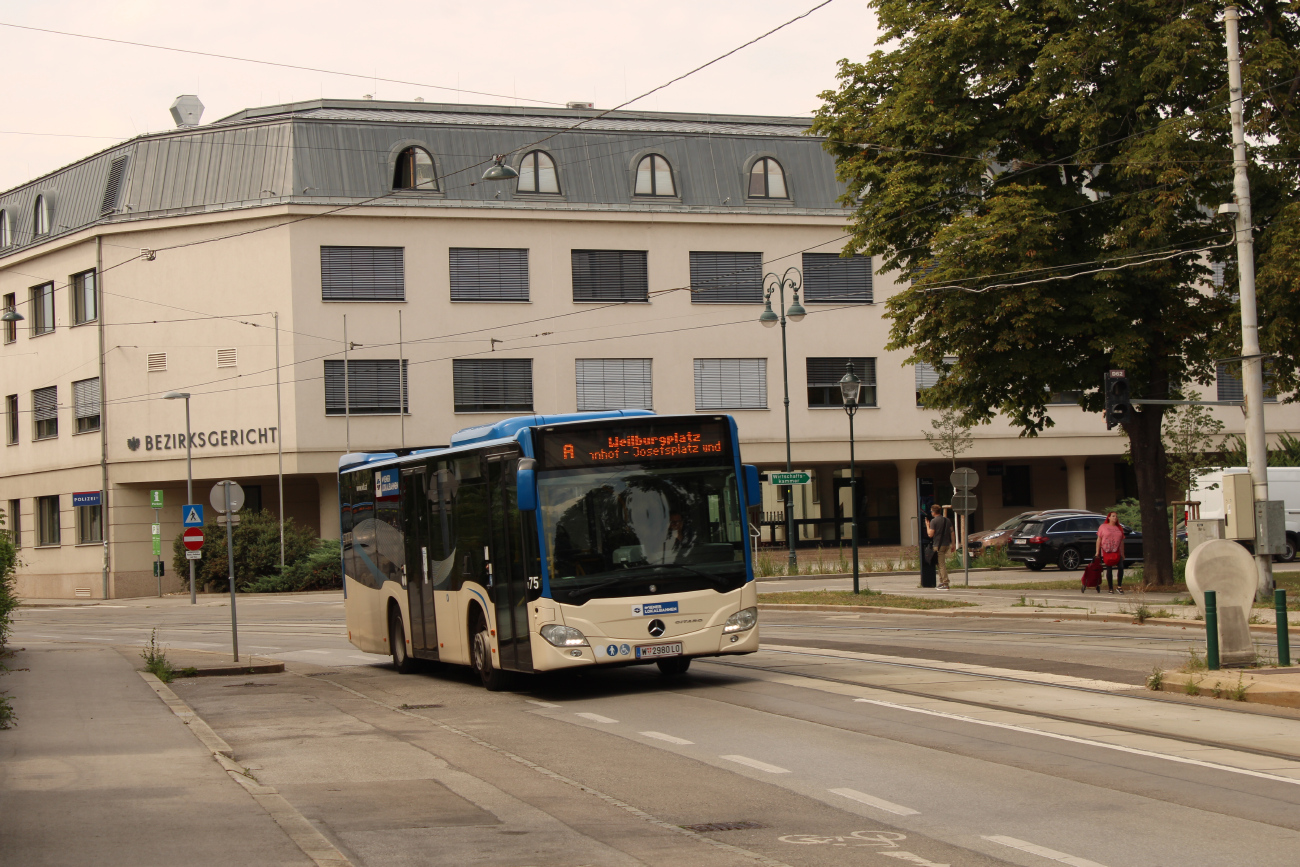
[183,504,204,527]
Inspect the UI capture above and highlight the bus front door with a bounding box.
[488,454,533,673]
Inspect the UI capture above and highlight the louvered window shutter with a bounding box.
[571,250,649,302]
[689,252,763,303]
[1217,362,1276,403]
[450,248,529,301]
[321,247,405,301]
[324,360,408,414]
[801,253,872,303]
[915,362,940,391]
[73,378,100,419]
[453,359,533,412]
[806,357,876,407]
[101,156,129,214]
[33,386,57,421]
[694,359,767,410]
[576,359,653,410]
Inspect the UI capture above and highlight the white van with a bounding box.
[1189,467,1300,562]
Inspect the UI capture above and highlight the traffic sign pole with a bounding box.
[224,481,240,662]
[950,468,980,588]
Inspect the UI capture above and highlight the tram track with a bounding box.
[762,622,1206,643]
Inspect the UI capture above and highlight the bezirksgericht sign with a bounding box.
[127,427,278,452]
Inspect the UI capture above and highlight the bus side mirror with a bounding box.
[743,464,762,508]
[517,458,538,511]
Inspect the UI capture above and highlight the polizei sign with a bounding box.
[127,427,279,452]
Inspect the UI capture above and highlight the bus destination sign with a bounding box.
[540,419,730,469]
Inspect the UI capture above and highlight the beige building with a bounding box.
[1,98,1293,598]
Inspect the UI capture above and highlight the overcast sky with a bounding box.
[0,0,880,192]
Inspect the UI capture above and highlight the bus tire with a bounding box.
[389,606,417,674]
[657,657,691,676]
[471,614,510,691]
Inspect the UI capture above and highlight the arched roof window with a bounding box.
[748,157,787,199]
[393,146,438,191]
[33,195,50,236]
[517,150,560,194]
[634,154,676,197]
[0,210,9,247]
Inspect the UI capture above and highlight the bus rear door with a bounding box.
[487,453,533,672]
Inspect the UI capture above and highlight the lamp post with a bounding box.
[839,362,863,594]
[759,267,806,570]
[163,391,195,604]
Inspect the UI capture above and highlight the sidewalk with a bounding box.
[0,645,311,866]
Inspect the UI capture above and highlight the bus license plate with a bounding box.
[635,643,683,659]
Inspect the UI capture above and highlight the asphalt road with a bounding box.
[10,594,1300,866]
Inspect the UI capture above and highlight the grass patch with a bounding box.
[1181,647,1209,673]
[979,580,1082,590]
[758,590,975,609]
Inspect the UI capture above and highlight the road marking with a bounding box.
[853,698,1300,787]
[641,730,694,745]
[526,700,561,708]
[721,755,790,774]
[983,835,1109,867]
[829,787,919,816]
[576,712,617,724]
[880,853,949,866]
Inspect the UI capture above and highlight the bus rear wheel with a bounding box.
[657,657,691,676]
[389,607,417,674]
[471,614,510,691]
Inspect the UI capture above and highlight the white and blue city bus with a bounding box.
[339,411,763,689]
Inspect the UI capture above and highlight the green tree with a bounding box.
[811,1,1300,584]
[923,407,975,470]
[1163,403,1226,496]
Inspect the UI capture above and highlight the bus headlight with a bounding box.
[722,607,758,633]
[540,624,589,647]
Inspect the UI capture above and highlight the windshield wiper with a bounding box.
[565,576,629,601]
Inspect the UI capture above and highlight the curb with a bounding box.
[755,603,1287,632]
[181,660,286,677]
[138,671,233,757]
[1157,669,1300,710]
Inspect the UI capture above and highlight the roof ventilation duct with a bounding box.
[567,101,595,110]
[169,95,204,129]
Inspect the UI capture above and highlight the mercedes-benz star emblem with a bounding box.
[647,619,666,637]
[648,584,657,593]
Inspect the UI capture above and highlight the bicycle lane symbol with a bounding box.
[779,831,908,848]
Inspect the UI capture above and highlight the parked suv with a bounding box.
[967,509,1093,555]
[1007,513,1143,570]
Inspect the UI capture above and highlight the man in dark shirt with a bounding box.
[927,504,954,590]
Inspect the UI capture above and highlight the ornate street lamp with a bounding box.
[839,363,864,594]
[759,267,806,570]
[163,391,196,604]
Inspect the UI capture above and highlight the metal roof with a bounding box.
[0,99,846,260]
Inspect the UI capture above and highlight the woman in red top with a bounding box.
[1095,512,1127,594]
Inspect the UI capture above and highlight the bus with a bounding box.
[338,410,763,689]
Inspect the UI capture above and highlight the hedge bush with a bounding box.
[0,508,18,649]
[171,509,317,592]
[244,540,343,593]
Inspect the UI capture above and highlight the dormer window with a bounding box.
[634,154,676,197]
[393,147,438,191]
[517,150,560,194]
[0,210,9,247]
[748,157,787,199]
[33,195,50,236]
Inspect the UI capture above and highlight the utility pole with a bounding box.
[1224,6,1273,600]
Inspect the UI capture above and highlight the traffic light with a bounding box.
[1104,369,1132,429]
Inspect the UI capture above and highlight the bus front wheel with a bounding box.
[657,657,691,676]
[389,607,417,674]
[471,615,510,691]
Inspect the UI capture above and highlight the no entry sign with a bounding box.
[182,527,205,551]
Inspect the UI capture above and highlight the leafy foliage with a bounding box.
[244,540,343,593]
[171,510,318,592]
[923,408,974,468]
[1221,431,1300,467]
[1164,404,1226,495]
[0,508,17,650]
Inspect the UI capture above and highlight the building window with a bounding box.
[323,359,409,415]
[32,386,57,439]
[3,293,15,343]
[5,499,19,549]
[915,357,957,405]
[1217,361,1277,403]
[0,209,9,246]
[77,503,103,544]
[33,195,50,236]
[808,357,876,408]
[694,358,767,410]
[216,348,237,368]
[576,359,653,411]
[392,146,438,191]
[748,157,788,199]
[571,250,649,302]
[517,151,560,194]
[634,154,676,197]
[452,358,533,413]
[801,253,872,303]
[1002,465,1033,507]
[5,394,17,444]
[73,377,101,433]
[101,155,129,214]
[72,269,97,325]
[320,246,405,301]
[36,495,60,546]
[689,252,763,303]
[450,248,530,301]
[147,352,167,373]
[30,282,55,334]
[1048,391,1082,405]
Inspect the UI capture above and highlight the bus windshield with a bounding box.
[539,462,747,604]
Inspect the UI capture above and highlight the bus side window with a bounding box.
[429,463,460,590]
[454,456,488,589]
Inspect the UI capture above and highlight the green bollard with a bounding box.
[1205,590,1220,671]
[1277,589,1291,667]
